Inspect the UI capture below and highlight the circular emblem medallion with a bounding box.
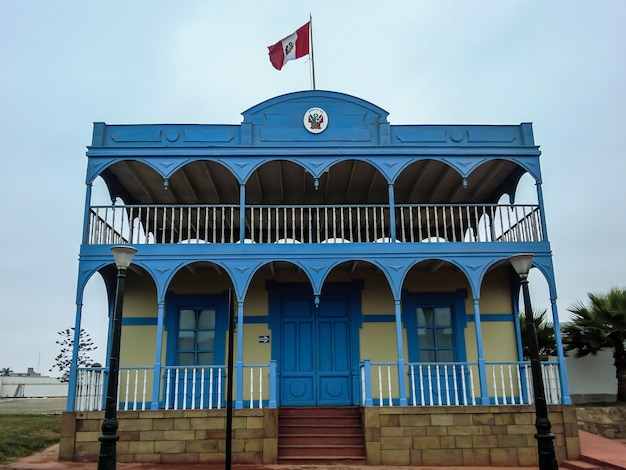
[303,107,328,134]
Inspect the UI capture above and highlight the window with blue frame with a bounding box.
[402,290,468,405]
[402,290,467,363]
[177,308,217,366]
[416,306,455,362]
[165,293,228,409]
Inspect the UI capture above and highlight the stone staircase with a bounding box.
[277,406,366,464]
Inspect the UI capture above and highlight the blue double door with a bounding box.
[277,292,355,406]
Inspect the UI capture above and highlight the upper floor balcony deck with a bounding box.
[87,202,543,246]
[83,92,547,252]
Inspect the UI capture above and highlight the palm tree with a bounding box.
[518,309,557,361]
[562,287,626,402]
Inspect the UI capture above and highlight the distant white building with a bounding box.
[0,368,68,398]
[566,349,618,403]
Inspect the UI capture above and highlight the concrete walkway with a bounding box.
[575,430,626,470]
[2,431,626,470]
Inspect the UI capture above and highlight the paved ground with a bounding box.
[0,445,539,470]
[0,398,66,415]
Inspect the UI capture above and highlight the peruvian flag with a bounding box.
[268,22,310,70]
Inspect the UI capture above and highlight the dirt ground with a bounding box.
[0,397,66,414]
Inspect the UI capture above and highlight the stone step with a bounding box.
[277,455,367,465]
[279,433,365,446]
[279,415,361,426]
[278,423,363,435]
[278,443,366,458]
[562,460,609,470]
[279,406,360,417]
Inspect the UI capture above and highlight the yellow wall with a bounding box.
[120,271,161,368]
[167,265,233,294]
[122,270,158,318]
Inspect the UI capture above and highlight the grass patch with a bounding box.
[0,414,62,464]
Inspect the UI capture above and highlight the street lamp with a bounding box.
[98,246,137,470]
[509,253,558,470]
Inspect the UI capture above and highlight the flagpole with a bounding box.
[309,13,316,90]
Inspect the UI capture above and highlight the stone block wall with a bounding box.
[59,405,579,466]
[361,405,580,466]
[576,405,626,439]
[59,408,278,465]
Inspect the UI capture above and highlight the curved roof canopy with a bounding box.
[93,90,538,206]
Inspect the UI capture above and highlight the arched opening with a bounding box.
[401,259,473,406]
[162,261,236,410]
[245,159,389,243]
[91,160,240,244]
[74,262,158,412]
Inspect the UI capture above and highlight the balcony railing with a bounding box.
[75,360,561,411]
[360,360,561,407]
[87,203,543,245]
[75,363,275,412]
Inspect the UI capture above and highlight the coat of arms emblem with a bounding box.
[303,107,328,134]
[284,41,294,56]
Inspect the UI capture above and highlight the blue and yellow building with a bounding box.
[60,91,580,466]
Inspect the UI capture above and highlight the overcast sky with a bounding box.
[1,1,624,376]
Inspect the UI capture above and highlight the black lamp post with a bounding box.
[98,245,137,470]
[510,253,558,470]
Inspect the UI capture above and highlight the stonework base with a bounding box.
[361,405,580,467]
[59,405,579,466]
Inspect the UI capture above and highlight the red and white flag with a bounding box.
[268,22,310,70]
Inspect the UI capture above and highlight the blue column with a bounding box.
[102,291,115,410]
[239,184,246,243]
[473,298,490,405]
[550,298,572,404]
[81,183,92,244]
[66,302,84,412]
[394,299,407,406]
[150,301,166,410]
[536,182,550,241]
[235,300,245,409]
[269,360,277,408]
[388,183,397,242]
[511,286,524,361]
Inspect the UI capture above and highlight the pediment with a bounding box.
[241,90,389,145]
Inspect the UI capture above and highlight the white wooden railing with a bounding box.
[77,361,560,410]
[74,364,273,412]
[396,204,543,243]
[75,367,106,412]
[486,362,561,405]
[408,362,479,406]
[87,205,239,245]
[360,361,561,407]
[87,203,543,245]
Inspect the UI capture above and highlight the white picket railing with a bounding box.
[78,361,561,411]
[87,203,543,245]
[162,366,224,410]
[75,367,106,412]
[74,364,272,412]
[487,362,561,405]
[360,361,561,407]
[408,362,479,406]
